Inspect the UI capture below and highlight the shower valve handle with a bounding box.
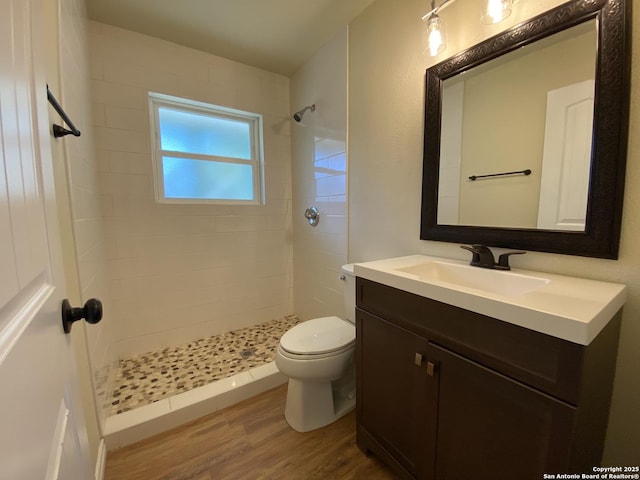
[304,206,320,226]
[61,298,103,334]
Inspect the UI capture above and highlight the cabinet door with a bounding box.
[427,343,575,480]
[356,309,434,478]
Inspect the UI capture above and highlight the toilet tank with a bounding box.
[341,264,356,324]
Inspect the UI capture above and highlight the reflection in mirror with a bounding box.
[437,20,597,231]
[421,0,630,259]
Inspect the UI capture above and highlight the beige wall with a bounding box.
[89,23,294,357]
[290,28,349,321]
[349,0,639,463]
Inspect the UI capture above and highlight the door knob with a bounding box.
[61,298,103,334]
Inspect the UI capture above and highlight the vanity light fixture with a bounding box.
[425,14,447,56]
[422,0,454,57]
[422,0,516,57]
[481,0,513,24]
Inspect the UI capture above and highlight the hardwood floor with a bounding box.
[105,384,398,480]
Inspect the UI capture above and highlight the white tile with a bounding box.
[94,127,149,154]
[77,244,104,289]
[215,215,269,233]
[234,373,288,403]
[108,151,151,175]
[328,195,347,215]
[172,373,253,411]
[74,218,102,255]
[91,80,146,110]
[89,57,103,80]
[100,194,114,217]
[99,172,152,198]
[317,214,346,235]
[103,398,171,435]
[249,362,280,380]
[116,332,168,359]
[105,106,150,133]
[92,103,106,127]
[314,137,346,160]
[316,174,346,197]
[327,153,347,175]
[213,374,264,410]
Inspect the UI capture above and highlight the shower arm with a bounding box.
[298,105,315,116]
[293,104,316,122]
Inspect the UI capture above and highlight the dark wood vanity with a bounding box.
[355,277,621,480]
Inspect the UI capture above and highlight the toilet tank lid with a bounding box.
[341,264,355,276]
[280,316,355,355]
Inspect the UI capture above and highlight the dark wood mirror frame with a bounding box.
[420,0,631,259]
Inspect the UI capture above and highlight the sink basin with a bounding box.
[354,255,627,345]
[396,261,550,297]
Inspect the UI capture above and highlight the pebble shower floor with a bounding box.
[110,315,300,415]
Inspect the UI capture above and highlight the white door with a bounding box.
[0,0,92,479]
[537,79,595,231]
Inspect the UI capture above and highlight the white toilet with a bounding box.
[275,264,356,432]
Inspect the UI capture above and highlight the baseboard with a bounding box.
[95,438,107,480]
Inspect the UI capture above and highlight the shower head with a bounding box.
[293,104,316,123]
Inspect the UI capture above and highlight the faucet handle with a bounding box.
[497,251,526,270]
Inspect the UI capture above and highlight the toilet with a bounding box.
[275,264,356,432]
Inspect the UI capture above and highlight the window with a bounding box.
[148,92,264,204]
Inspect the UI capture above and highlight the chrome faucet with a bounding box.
[460,245,525,271]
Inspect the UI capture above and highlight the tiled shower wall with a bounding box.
[89,23,294,358]
[290,28,349,321]
[56,0,118,437]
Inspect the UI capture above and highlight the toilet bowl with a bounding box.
[275,265,356,432]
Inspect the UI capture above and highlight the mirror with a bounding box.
[420,0,630,259]
[440,21,596,231]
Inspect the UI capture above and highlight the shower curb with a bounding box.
[102,362,286,450]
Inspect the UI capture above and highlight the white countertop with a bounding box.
[354,255,627,345]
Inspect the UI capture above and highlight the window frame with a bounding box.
[148,92,265,205]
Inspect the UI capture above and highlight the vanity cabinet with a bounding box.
[426,342,575,479]
[357,310,432,477]
[356,278,621,480]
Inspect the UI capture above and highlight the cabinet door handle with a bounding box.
[426,361,436,377]
[415,353,424,366]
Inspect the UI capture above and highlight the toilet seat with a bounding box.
[278,342,354,361]
[279,316,355,357]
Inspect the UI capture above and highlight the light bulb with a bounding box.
[482,0,512,24]
[425,14,446,57]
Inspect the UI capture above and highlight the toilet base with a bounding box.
[283,366,355,433]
